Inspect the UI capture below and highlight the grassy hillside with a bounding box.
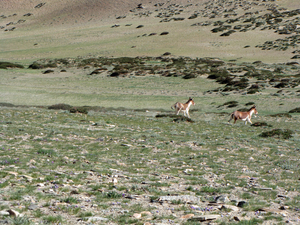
[0,1,299,224]
[0,0,299,63]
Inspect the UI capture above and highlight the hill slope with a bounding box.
[0,0,299,63]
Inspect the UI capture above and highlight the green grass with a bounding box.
[42,215,63,224]
[0,56,299,224]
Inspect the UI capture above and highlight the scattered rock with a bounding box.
[215,195,230,203]
[220,205,240,212]
[87,217,108,222]
[7,209,23,217]
[181,214,194,219]
[28,204,39,210]
[0,211,9,216]
[160,31,169,35]
[133,213,141,219]
[237,201,247,208]
[159,195,199,203]
[43,69,54,74]
[188,214,220,222]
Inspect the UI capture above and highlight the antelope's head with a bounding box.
[189,97,195,106]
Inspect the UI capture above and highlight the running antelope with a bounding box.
[228,105,258,125]
[171,97,195,118]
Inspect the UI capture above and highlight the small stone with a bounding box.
[216,195,230,203]
[141,211,152,216]
[87,217,108,222]
[70,190,79,194]
[27,159,36,165]
[8,172,18,177]
[28,204,39,210]
[220,205,240,212]
[234,216,241,221]
[181,214,194,219]
[183,169,193,174]
[158,195,200,203]
[277,194,287,198]
[121,143,132,147]
[260,187,273,190]
[21,175,33,182]
[237,201,247,208]
[238,175,250,179]
[133,213,142,219]
[188,214,220,222]
[0,211,9,216]
[7,209,23,217]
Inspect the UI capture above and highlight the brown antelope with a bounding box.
[228,105,258,125]
[171,97,195,118]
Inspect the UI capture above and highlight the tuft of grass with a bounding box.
[103,191,122,199]
[42,215,63,224]
[61,196,78,204]
[37,149,56,156]
[7,216,33,225]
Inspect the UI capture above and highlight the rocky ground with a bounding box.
[0,100,299,224]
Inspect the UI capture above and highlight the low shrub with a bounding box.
[43,69,54,74]
[182,73,198,79]
[222,101,239,108]
[48,104,72,110]
[259,129,294,139]
[269,113,292,118]
[0,61,24,69]
[289,107,300,113]
[28,62,57,69]
[251,122,272,127]
[70,106,89,114]
[0,102,15,107]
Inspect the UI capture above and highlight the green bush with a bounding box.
[259,129,294,139]
[289,107,300,113]
[0,61,24,69]
[48,103,73,110]
[70,106,89,114]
